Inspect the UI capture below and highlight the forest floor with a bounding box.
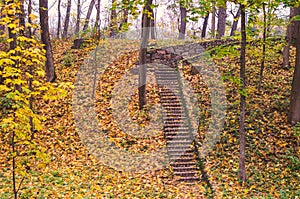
[0,38,299,198]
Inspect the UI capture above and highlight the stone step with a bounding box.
[168,151,195,157]
[156,75,178,79]
[162,106,182,110]
[169,156,196,163]
[173,166,198,172]
[167,147,193,153]
[160,100,182,104]
[163,119,186,123]
[174,171,198,177]
[162,113,185,117]
[156,76,178,78]
[178,176,200,182]
[163,120,186,125]
[155,70,178,73]
[164,127,189,132]
[170,161,197,166]
[161,102,182,106]
[165,131,190,136]
[156,80,179,84]
[156,72,178,76]
[167,140,192,145]
[165,135,191,140]
[164,124,188,129]
[159,91,181,95]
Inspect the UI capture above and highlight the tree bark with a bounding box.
[19,0,26,36]
[258,3,266,91]
[230,5,241,36]
[62,0,71,38]
[0,0,5,36]
[201,13,209,38]
[119,0,129,32]
[57,0,61,38]
[283,7,298,68]
[139,0,153,109]
[217,5,226,38]
[239,3,246,183]
[109,0,117,37]
[288,6,300,124]
[75,0,81,35]
[39,0,56,82]
[211,2,216,38]
[178,2,187,40]
[83,0,96,32]
[27,0,32,37]
[150,9,156,39]
[94,0,101,37]
[7,1,17,196]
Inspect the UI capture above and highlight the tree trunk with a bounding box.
[0,0,6,84]
[288,6,300,124]
[283,7,298,68]
[230,5,241,36]
[19,0,26,35]
[201,13,209,38]
[57,0,61,38]
[178,2,187,40]
[0,0,5,36]
[239,3,246,183]
[83,0,96,32]
[211,2,216,38]
[62,0,71,38]
[109,0,117,37]
[94,0,101,37]
[119,0,129,32]
[217,5,226,38]
[39,0,56,82]
[75,0,81,35]
[7,1,17,196]
[27,0,32,37]
[150,9,156,39]
[138,0,153,109]
[258,3,266,91]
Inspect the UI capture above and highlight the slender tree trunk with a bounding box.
[178,2,187,40]
[139,0,153,109]
[0,0,5,84]
[119,0,129,32]
[109,0,117,37]
[150,9,156,39]
[201,13,209,38]
[94,0,101,36]
[27,0,32,37]
[62,0,71,38]
[258,3,266,91]
[39,0,56,82]
[75,0,81,35]
[19,0,26,35]
[288,6,300,124]
[83,0,96,32]
[230,5,241,36]
[57,0,61,38]
[217,5,226,38]
[211,3,216,38]
[27,0,34,137]
[7,1,18,197]
[239,3,246,183]
[283,43,290,68]
[283,7,297,68]
[0,0,5,36]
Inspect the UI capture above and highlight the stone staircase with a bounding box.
[154,64,200,182]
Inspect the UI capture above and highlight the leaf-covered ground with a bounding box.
[0,39,299,198]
